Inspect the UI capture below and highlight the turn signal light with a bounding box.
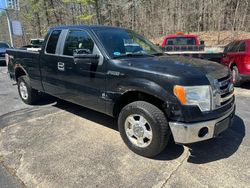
[173,85,186,105]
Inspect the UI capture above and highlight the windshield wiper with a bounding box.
[113,53,154,59]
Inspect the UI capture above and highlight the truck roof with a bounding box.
[164,34,198,38]
[50,25,123,31]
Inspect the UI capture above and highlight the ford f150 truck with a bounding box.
[7,25,235,158]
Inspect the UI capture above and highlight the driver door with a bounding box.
[56,29,106,113]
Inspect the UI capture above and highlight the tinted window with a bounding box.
[238,42,246,52]
[231,42,241,52]
[0,42,9,48]
[63,30,94,56]
[224,41,245,53]
[224,42,232,53]
[46,30,61,54]
[166,37,196,45]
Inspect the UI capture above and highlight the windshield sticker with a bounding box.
[113,52,121,56]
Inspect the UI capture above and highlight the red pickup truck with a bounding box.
[221,39,250,86]
[161,33,203,50]
[160,33,224,63]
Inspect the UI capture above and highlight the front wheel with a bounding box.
[17,76,39,105]
[118,101,170,158]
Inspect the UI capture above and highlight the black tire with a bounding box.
[118,101,170,158]
[232,66,241,87]
[17,75,39,105]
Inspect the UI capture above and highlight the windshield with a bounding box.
[166,37,196,45]
[0,42,9,48]
[94,29,163,58]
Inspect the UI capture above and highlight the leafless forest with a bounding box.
[0,0,250,46]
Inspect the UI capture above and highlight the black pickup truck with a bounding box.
[7,25,235,158]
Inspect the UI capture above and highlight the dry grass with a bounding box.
[150,31,250,47]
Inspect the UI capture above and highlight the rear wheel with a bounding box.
[17,76,39,105]
[232,66,241,87]
[118,101,170,158]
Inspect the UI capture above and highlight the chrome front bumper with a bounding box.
[169,105,235,144]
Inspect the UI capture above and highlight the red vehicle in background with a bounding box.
[160,32,224,63]
[221,39,250,86]
[162,33,199,45]
[161,32,205,51]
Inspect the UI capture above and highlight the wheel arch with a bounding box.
[14,66,27,82]
[229,62,237,69]
[113,90,167,118]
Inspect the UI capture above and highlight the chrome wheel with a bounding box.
[124,114,153,148]
[19,81,28,100]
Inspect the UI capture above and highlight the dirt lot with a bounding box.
[0,66,250,188]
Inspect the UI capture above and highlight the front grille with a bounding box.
[216,74,234,107]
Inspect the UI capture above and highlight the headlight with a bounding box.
[173,85,212,111]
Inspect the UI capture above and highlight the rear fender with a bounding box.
[14,63,29,82]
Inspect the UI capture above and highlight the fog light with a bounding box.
[198,127,209,138]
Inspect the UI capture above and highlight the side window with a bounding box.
[46,30,61,54]
[238,42,246,52]
[63,30,94,56]
[231,42,241,52]
[223,43,230,53]
[225,42,236,53]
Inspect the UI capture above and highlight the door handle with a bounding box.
[57,62,65,71]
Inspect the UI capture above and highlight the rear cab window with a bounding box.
[45,30,62,54]
[166,37,196,45]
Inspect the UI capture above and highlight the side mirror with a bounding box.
[74,48,91,55]
[200,40,205,45]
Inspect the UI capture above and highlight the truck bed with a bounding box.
[7,49,42,91]
[161,45,224,63]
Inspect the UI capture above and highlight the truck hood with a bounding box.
[116,55,229,80]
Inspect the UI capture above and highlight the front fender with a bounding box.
[115,78,172,101]
[106,78,182,119]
